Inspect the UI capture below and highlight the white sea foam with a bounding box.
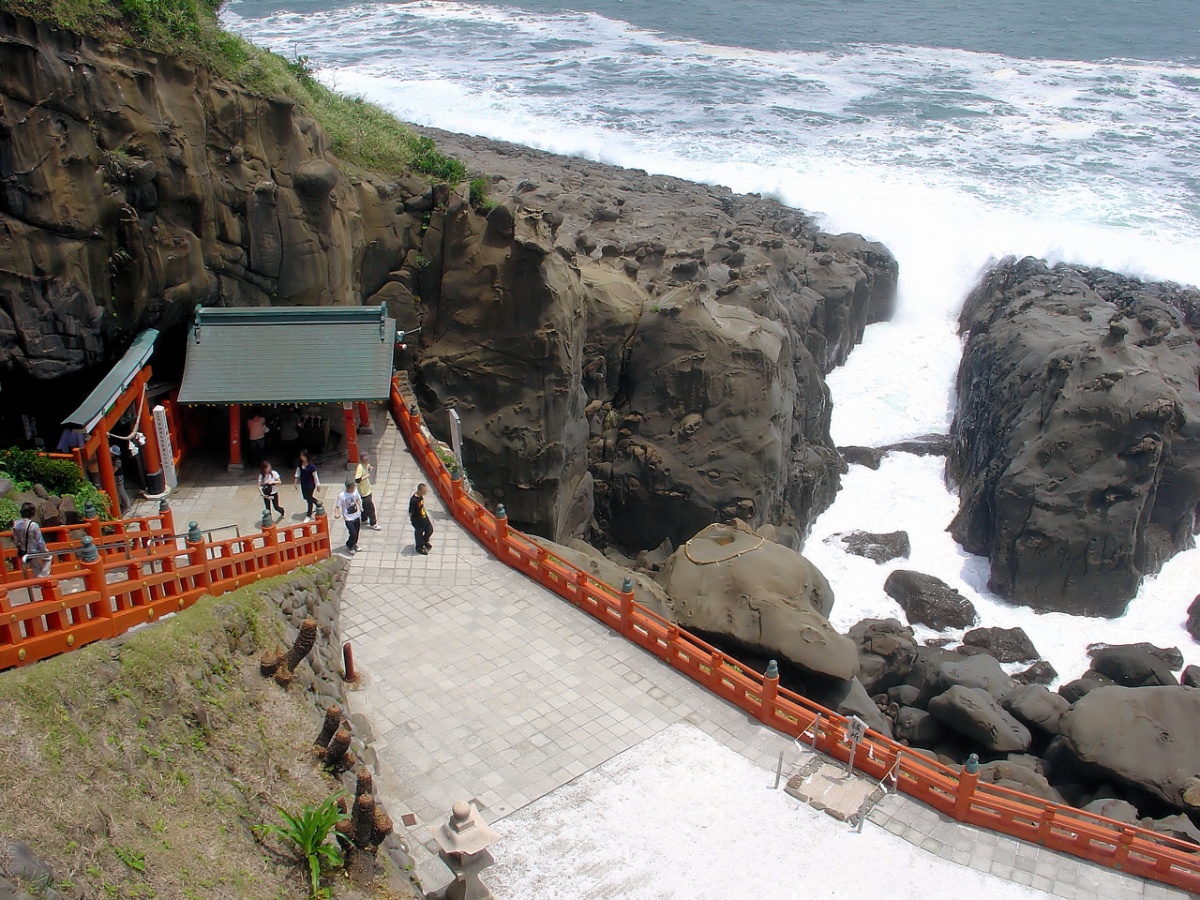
[224,0,1200,681]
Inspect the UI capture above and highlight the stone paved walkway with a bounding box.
[148,406,1190,900]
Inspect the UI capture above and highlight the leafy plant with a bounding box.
[434,445,462,478]
[0,448,87,495]
[0,498,20,531]
[255,796,348,899]
[113,845,146,873]
[468,176,494,209]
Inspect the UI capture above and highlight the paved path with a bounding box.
[150,407,1189,900]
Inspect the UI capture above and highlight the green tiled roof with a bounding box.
[177,305,396,405]
[63,329,158,431]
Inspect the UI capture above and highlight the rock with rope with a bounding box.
[655,520,857,681]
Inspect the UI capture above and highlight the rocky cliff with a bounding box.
[0,11,897,549]
[949,257,1200,616]
[415,130,897,548]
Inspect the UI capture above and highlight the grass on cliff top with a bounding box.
[0,573,413,900]
[0,0,466,181]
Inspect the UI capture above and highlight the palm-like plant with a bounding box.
[256,795,349,899]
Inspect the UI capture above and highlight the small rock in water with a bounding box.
[962,626,1040,663]
[1013,660,1057,685]
[836,530,911,564]
[884,570,978,631]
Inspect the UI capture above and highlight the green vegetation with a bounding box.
[468,177,497,210]
[0,447,113,527]
[0,0,466,181]
[0,571,419,898]
[256,796,349,900]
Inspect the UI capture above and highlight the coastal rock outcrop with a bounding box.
[949,257,1200,616]
[655,521,857,681]
[834,530,911,563]
[1060,685,1200,813]
[414,128,898,549]
[883,570,978,631]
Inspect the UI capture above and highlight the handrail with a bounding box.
[387,375,1200,894]
[0,506,331,669]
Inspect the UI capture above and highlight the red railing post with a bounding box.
[495,504,509,543]
[760,659,780,724]
[619,577,634,637]
[955,753,980,820]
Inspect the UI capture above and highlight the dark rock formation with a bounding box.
[977,761,1062,803]
[962,626,1039,663]
[1182,665,1200,688]
[655,521,857,681]
[417,127,898,549]
[847,618,917,694]
[1087,641,1184,670]
[1058,671,1115,704]
[1061,686,1200,813]
[834,530,911,564]
[804,675,892,738]
[883,570,978,631]
[894,707,947,748]
[1002,684,1069,737]
[917,655,1016,707]
[838,446,885,470]
[1013,660,1058,686]
[1088,646,1177,688]
[1188,596,1200,642]
[838,434,952,471]
[949,256,1200,617]
[927,685,1032,753]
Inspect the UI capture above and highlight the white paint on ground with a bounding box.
[487,723,1048,900]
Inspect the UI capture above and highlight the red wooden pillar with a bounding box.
[139,383,165,494]
[94,440,120,517]
[343,403,360,465]
[228,404,243,472]
[355,401,372,433]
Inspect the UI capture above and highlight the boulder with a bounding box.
[847,618,917,694]
[962,626,1039,663]
[1013,660,1058,686]
[948,257,1200,617]
[1002,684,1070,736]
[57,494,82,525]
[805,677,892,738]
[880,434,954,457]
[838,446,885,470]
[883,570,977,631]
[526,535,670,619]
[835,531,911,564]
[1088,646,1176,687]
[1182,665,1200,688]
[918,655,1017,707]
[1151,814,1200,845]
[977,761,1062,803]
[294,159,339,199]
[1189,596,1200,642]
[903,646,963,695]
[887,684,921,708]
[927,685,1032,753]
[1081,798,1141,826]
[34,497,61,528]
[1060,685,1200,812]
[893,707,947,748]
[655,522,857,681]
[1059,671,1115,704]
[1087,641,1184,670]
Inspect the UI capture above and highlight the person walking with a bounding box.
[247,412,268,464]
[334,476,363,554]
[109,442,132,516]
[355,451,381,531]
[408,483,433,555]
[258,460,285,519]
[280,407,301,468]
[13,502,50,578]
[294,449,321,521]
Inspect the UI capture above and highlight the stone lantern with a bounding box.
[428,800,500,900]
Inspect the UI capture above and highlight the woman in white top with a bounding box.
[334,476,362,554]
[258,460,285,519]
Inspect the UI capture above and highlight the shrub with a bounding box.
[255,796,348,899]
[0,498,20,531]
[0,448,87,496]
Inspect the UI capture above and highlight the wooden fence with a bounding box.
[0,507,331,671]
[388,376,1200,893]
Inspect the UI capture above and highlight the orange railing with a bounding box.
[388,376,1200,893]
[0,508,331,671]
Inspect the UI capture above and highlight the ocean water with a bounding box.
[223,0,1200,681]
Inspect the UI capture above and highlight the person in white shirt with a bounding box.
[258,460,285,519]
[334,476,362,554]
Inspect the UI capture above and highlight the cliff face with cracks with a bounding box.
[0,13,898,549]
[415,130,898,549]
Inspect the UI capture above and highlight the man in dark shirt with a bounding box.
[408,483,433,555]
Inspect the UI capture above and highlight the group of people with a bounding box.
[254,451,434,556]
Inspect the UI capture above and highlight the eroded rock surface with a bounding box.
[883,570,978,631]
[949,257,1200,616]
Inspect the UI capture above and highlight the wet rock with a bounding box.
[883,570,977,631]
[949,257,1200,617]
[1058,671,1116,704]
[1060,685,1200,812]
[962,626,1040,663]
[1181,665,1200,688]
[1087,641,1184,670]
[1013,660,1058,686]
[1188,596,1200,642]
[838,446,885,470]
[835,531,911,564]
[927,685,1032,753]
[656,522,856,680]
[880,434,954,457]
[1088,646,1177,687]
[917,654,1016,707]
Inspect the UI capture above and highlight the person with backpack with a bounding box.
[13,502,50,578]
[354,451,381,531]
[334,476,362,554]
[258,460,285,520]
[409,483,433,555]
[294,450,321,521]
